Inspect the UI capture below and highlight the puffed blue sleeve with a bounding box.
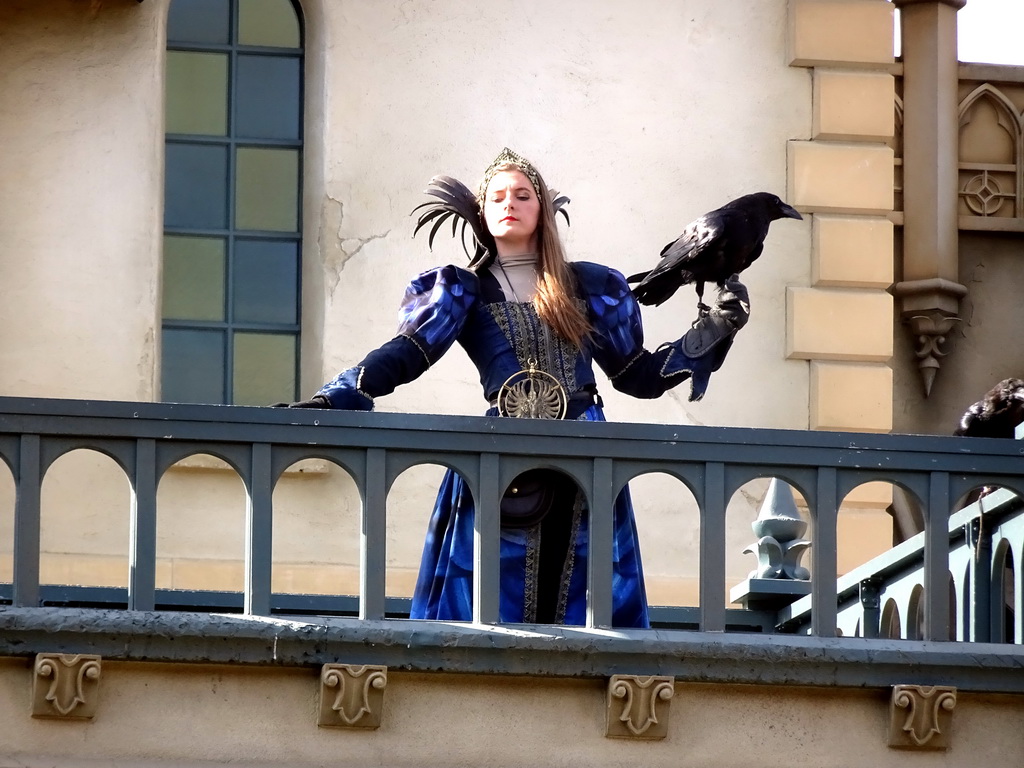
[316,265,479,409]
[578,262,746,402]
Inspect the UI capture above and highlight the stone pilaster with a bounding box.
[788,0,897,432]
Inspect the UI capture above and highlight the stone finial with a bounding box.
[606,675,674,740]
[318,664,387,729]
[731,479,812,610]
[31,653,102,719]
[888,685,957,749]
[745,478,811,581]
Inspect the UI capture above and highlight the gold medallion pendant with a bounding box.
[497,358,568,419]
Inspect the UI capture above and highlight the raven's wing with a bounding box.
[411,175,495,269]
[626,211,726,306]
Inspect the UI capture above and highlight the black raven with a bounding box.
[627,192,802,311]
[954,377,1024,508]
[955,377,1024,438]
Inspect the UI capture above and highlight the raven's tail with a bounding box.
[625,270,650,284]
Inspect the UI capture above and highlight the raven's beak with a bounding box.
[780,203,803,220]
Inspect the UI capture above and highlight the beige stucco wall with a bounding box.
[0,0,164,402]
[0,0,911,604]
[2,656,1023,767]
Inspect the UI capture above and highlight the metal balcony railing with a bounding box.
[4,396,1024,691]
[782,487,1024,643]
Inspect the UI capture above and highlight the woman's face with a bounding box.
[483,168,540,253]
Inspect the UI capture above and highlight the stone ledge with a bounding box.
[2,607,1024,693]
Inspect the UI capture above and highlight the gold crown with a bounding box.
[478,147,541,201]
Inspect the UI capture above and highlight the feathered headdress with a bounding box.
[411,148,570,271]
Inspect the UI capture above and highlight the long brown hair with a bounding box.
[481,162,592,348]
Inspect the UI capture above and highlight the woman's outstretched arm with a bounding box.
[281,265,480,410]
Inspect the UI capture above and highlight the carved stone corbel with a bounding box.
[318,664,387,729]
[31,653,102,720]
[606,674,674,740]
[892,280,967,397]
[888,684,957,749]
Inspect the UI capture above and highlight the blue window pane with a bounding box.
[233,240,299,324]
[167,0,231,45]
[161,328,225,404]
[165,143,228,230]
[236,55,301,140]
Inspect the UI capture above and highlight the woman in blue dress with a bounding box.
[283,148,749,627]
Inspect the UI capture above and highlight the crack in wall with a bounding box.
[320,195,392,297]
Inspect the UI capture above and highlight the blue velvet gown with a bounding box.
[317,261,733,628]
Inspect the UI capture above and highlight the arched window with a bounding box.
[162,0,303,405]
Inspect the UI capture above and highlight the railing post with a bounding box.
[811,467,838,637]
[473,453,500,624]
[12,434,41,607]
[699,462,726,632]
[924,471,951,641]
[1016,540,1024,645]
[360,448,387,621]
[968,516,991,643]
[244,442,274,616]
[128,438,157,611]
[859,576,883,639]
[587,458,614,629]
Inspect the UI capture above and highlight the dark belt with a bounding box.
[489,388,602,420]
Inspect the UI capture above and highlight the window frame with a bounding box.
[162,0,305,406]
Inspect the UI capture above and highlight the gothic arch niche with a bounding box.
[957,84,1022,220]
[40,449,130,588]
[626,471,699,610]
[271,458,359,598]
[156,454,247,592]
